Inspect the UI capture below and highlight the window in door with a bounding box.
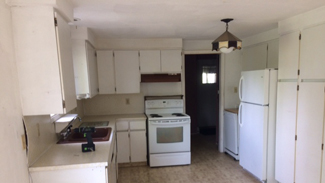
[202,66,217,84]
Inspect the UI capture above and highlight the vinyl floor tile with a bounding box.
[118,134,261,183]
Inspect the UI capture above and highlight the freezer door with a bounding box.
[239,70,269,105]
[239,102,268,181]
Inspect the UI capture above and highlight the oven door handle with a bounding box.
[150,121,190,125]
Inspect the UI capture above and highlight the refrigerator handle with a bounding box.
[238,76,243,101]
[238,103,243,127]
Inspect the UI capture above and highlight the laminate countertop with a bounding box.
[29,114,146,172]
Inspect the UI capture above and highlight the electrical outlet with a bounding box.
[126,98,130,105]
[234,87,238,93]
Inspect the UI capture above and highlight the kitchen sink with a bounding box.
[57,127,112,144]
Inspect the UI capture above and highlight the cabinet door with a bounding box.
[275,82,297,183]
[72,40,89,95]
[242,43,267,71]
[139,50,160,73]
[161,50,182,73]
[278,31,300,79]
[296,82,325,183]
[224,111,238,154]
[129,120,146,130]
[97,51,115,94]
[300,24,325,79]
[55,12,77,113]
[114,51,140,93]
[86,42,99,98]
[130,130,147,162]
[267,39,279,69]
[117,132,130,163]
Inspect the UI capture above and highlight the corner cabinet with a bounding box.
[116,120,147,164]
[72,40,99,99]
[12,8,77,115]
[97,51,140,94]
[139,50,182,73]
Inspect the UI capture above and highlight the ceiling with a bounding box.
[70,0,325,40]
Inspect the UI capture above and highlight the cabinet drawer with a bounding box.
[130,120,146,130]
[116,121,129,131]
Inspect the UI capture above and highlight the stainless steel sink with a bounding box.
[57,127,111,144]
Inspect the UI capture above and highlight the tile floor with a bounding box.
[118,134,261,183]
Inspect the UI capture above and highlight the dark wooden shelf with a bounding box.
[141,74,181,83]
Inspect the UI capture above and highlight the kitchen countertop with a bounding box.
[29,113,146,172]
[225,108,239,114]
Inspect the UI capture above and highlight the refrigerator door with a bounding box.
[239,102,268,181]
[239,70,269,105]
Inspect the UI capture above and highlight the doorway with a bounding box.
[185,54,220,143]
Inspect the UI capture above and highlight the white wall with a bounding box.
[0,0,29,182]
[224,50,242,109]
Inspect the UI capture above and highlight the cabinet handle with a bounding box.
[111,153,114,162]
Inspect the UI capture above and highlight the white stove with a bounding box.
[145,98,191,167]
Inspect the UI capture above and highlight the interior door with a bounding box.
[239,102,268,181]
[296,82,324,183]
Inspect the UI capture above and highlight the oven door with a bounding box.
[148,119,190,154]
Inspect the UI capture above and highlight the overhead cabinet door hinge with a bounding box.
[297,85,299,91]
[295,135,297,141]
[322,144,324,150]
[299,34,302,40]
[298,70,300,75]
[54,18,58,26]
[62,100,66,109]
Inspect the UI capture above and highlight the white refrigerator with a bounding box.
[238,69,277,183]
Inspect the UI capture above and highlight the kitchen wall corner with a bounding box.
[23,115,57,165]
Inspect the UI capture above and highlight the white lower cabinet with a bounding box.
[108,135,118,183]
[275,82,297,183]
[295,82,325,183]
[116,120,147,163]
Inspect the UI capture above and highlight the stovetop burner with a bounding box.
[150,114,162,118]
[172,113,186,117]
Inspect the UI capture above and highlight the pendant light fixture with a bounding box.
[212,18,242,54]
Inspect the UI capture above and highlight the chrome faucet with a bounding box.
[60,116,82,139]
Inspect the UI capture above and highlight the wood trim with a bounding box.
[141,74,181,83]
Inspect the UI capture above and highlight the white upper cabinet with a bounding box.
[97,51,115,94]
[267,39,279,69]
[161,50,182,73]
[242,43,267,71]
[140,50,182,73]
[300,24,325,80]
[72,40,99,99]
[139,50,161,73]
[114,51,140,94]
[278,31,300,80]
[97,50,140,94]
[12,7,77,115]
